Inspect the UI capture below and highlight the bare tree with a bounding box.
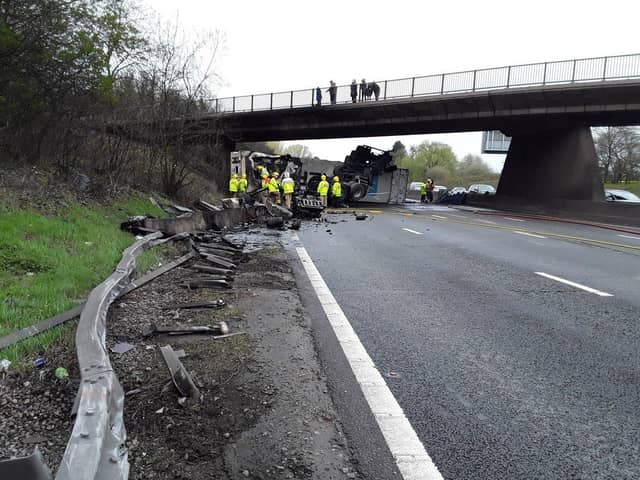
[595,127,640,182]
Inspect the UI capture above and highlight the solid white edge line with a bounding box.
[534,271,613,297]
[503,217,525,222]
[431,215,447,219]
[402,228,424,235]
[617,234,640,241]
[296,246,443,480]
[513,230,547,239]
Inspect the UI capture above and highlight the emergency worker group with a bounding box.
[229,166,344,209]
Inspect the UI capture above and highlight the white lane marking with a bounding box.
[618,234,640,241]
[476,218,497,224]
[513,230,547,239]
[296,247,443,480]
[504,217,525,222]
[431,214,447,219]
[534,272,613,297]
[449,214,467,219]
[402,228,424,235]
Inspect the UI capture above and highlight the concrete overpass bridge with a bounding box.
[123,54,640,202]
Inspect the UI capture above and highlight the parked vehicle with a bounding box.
[605,189,640,203]
[468,184,496,195]
[449,187,468,195]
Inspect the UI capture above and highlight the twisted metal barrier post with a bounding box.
[55,232,162,480]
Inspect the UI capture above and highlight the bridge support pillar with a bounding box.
[209,135,236,192]
[497,126,604,201]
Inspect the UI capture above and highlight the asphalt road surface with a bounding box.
[293,204,640,480]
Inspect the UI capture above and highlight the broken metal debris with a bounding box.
[110,342,136,354]
[181,278,232,290]
[159,345,201,400]
[161,300,226,310]
[0,447,53,480]
[143,321,229,337]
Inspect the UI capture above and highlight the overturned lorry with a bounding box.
[301,146,409,204]
[230,151,325,217]
[230,145,408,210]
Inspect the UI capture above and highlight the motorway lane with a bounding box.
[399,203,640,252]
[296,208,640,479]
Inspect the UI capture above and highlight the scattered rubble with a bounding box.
[1,193,364,479]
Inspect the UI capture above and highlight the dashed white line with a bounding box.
[534,272,613,297]
[296,246,443,480]
[513,230,547,239]
[504,217,525,222]
[618,234,640,241]
[431,215,447,219]
[402,228,424,235]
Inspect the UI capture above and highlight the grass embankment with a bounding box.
[0,197,169,363]
[604,181,640,196]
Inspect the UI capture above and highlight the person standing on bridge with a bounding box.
[229,173,239,197]
[326,81,337,105]
[317,174,329,207]
[359,79,366,102]
[330,176,342,207]
[269,171,281,204]
[238,173,248,194]
[315,86,322,107]
[281,172,295,209]
[350,80,358,103]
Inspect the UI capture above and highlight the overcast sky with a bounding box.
[147,0,639,172]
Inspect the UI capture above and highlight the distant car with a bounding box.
[408,181,424,191]
[605,189,640,202]
[433,185,448,192]
[468,184,496,195]
[449,187,467,195]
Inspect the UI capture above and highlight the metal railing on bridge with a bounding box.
[210,53,640,113]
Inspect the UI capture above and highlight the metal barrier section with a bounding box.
[55,232,162,480]
[209,53,640,113]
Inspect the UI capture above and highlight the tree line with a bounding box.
[0,0,226,199]
[390,141,499,187]
[594,127,640,183]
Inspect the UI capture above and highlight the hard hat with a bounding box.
[262,172,268,178]
[273,171,279,177]
[232,173,238,178]
[333,176,339,182]
[257,165,263,170]
[321,175,326,180]
[242,173,247,178]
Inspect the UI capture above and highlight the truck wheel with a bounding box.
[350,183,367,200]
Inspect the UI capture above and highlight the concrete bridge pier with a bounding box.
[497,126,604,202]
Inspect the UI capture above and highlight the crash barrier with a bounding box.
[54,232,162,480]
[212,53,640,112]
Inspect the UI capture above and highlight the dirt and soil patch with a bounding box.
[1,233,361,479]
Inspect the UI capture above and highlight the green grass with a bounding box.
[604,181,640,196]
[0,196,170,363]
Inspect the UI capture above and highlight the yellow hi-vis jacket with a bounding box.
[268,177,280,193]
[317,180,329,196]
[282,178,295,194]
[331,181,342,197]
[239,178,248,192]
[229,177,239,193]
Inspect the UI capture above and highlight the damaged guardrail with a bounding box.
[55,232,162,480]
